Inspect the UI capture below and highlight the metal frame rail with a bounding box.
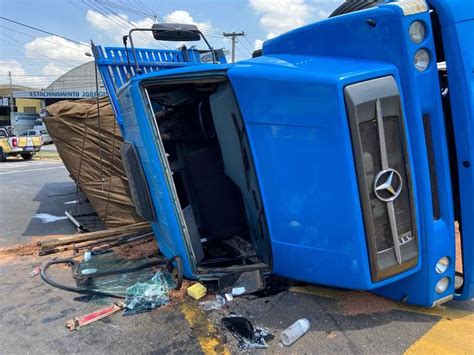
[92,45,203,130]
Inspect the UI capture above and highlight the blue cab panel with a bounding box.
[262,1,456,306]
[428,0,474,301]
[95,0,472,307]
[227,56,421,290]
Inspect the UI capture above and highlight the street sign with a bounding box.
[11,112,38,133]
[12,90,107,99]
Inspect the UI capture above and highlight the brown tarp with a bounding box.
[44,98,145,228]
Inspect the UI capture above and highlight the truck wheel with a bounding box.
[21,152,33,160]
[330,1,382,17]
[0,148,6,162]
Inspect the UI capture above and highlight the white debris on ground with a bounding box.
[32,213,68,223]
[64,200,78,205]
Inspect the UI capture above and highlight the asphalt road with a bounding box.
[0,158,77,247]
[40,143,58,151]
[0,157,472,354]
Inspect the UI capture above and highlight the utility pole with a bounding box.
[223,31,245,63]
[8,71,14,121]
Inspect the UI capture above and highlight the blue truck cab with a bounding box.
[94,0,473,306]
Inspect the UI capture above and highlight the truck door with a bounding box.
[117,84,198,277]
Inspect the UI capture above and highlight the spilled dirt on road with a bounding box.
[0,242,39,264]
[337,291,398,316]
[0,234,73,264]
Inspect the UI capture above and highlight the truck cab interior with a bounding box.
[142,78,271,278]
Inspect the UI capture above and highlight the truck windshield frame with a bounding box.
[138,73,272,278]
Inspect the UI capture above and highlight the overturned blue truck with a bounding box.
[93,0,473,307]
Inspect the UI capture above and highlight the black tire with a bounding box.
[21,152,33,160]
[0,148,6,162]
[330,1,382,17]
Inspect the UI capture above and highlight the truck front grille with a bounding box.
[344,76,418,282]
[359,119,393,251]
[422,114,441,220]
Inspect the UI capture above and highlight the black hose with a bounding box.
[40,258,126,298]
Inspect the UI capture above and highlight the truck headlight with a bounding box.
[414,49,430,71]
[435,277,449,294]
[435,257,449,274]
[409,21,426,44]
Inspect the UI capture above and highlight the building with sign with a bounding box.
[10,61,106,132]
[0,84,43,128]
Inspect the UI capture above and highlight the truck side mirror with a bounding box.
[152,23,201,42]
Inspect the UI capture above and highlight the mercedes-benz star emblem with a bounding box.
[373,168,403,202]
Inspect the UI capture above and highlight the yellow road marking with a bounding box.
[290,285,472,318]
[398,303,472,320]
[405,314,474,354]
[290,285,474,353]
[180,301,230,355]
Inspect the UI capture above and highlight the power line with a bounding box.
[133,0,159,20]
[99,0,227,37]
[237,37,253,54]
[97,0,224,37]
[89,0,171,50]
[0,35,90,69]
[98,0,156,18]
[0,16,90,47]
[235,42,250,60]
[201,32,224,39]
[76,0,227,55]
[243,35,255,52]
[0,62,84,71]
[0,25,89,53]
[80,0,173,50]
[0,58,70,64]
[0,36,84,67]
[0,74,69,77]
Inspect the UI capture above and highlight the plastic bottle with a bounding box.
[281,318,311,346]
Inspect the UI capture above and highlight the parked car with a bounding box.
[0,127,42,161]
[20,129,53,144]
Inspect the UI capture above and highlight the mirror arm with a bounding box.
[128,27,218,76]
[128,28,152,75]
[197,31,217,64]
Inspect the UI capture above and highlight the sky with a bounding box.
[0,0,344,88]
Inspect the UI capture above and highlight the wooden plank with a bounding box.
[38,222,151,248]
